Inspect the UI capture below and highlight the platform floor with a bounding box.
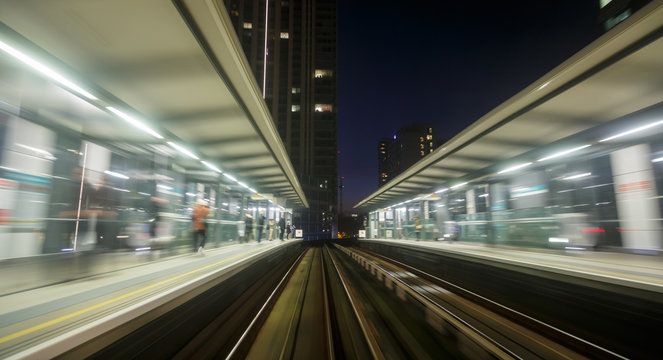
[365,238,663,293]
[0,241,287,359]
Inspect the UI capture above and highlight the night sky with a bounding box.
[337,0,602,213]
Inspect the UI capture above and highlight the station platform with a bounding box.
[0,241,293,359]
[2,238,662,358]
[362,238,663,293]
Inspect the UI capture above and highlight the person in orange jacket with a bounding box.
[192,201,210,254]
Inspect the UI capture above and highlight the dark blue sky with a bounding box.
[337,0,601,213]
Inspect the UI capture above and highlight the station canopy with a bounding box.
[356,2,663,211]
[0,0,308,208]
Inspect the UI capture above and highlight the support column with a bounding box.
[610,144,662,249]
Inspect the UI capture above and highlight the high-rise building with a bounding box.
[598,0,652,31]
[223,0,338,239]
[378,138,391,186]
[378,124,436,187]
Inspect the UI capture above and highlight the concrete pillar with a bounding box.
[610,144,662,249]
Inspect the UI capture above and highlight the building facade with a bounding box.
[378,138,390,186]
[378,124,436,187]
[223,0,338,239]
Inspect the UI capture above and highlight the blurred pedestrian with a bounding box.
[268,219,275,240]
[256,210,265,243]
[278,215,286,241]
[414,216,422,241]
[286,221,291,240]
[245,214,253,242]
[192,200,209,254]
[92,174,119,249]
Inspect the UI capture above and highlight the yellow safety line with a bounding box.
[0,246,268,344]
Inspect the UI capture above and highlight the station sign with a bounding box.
[358,230,366,238]
[385,230,392,238]
[295,229,303,238]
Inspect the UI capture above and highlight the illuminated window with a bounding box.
[420,144,424,149]
[243,22,253,29]
[291,105,300,112]
[314,104,333,112]
[429,128,432,133]
[419,137,423,142]
[280,32,289,39]
[314,69,333,78]
[426,134,432,140]
[429,142,433,147]
[420,151,424,156]
[430,149,433,153]
[291,87,300,94]
[231,10,239,16]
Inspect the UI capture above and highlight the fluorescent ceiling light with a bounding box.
[435,188,448,193]
[0,40,98,100]
[15,143,56,160]
[549,237,569,243]
[450,182,467,189]
[223,173,237,182]
[186,192,196,197]
[564,172,591,180]
[167,142,199,160]
[498,162,532,174]
[103,170,129,179]
[237,181,249,189]
[652,157,663,163]
[201,160,222,173]
[107,107,163,139]
[538,145,591,162]
[600,120,663,142]
[249,188,257,193]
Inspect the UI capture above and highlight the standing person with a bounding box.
[278,215,286,241]
[286,221,291,240]
[256,210,265,243]
[268,219,275,240]
[414,216,422,241]
[244,214,253,242]
[192,201,210,254]
[92,175,119,249]
[291,223,296,239]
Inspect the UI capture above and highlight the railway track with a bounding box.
[71,242,630,359]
